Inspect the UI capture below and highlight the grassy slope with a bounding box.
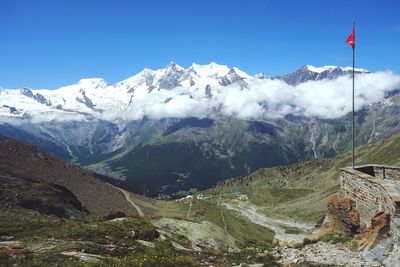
[104,130,400,247]
[0,208,198,267]
[206,130,400,223]
[1,203,276,266]
[124,193,275,247]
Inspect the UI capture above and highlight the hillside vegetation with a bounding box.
[0,137,138,218]
[208,130,400,223]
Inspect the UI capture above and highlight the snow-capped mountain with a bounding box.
[0,62,376,124]
[276,64,369,86]
[1,62,400,195]
[0,62,253,123]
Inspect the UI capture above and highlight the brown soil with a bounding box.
[0,137,138,218]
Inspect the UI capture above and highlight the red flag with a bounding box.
[346,24,355,48]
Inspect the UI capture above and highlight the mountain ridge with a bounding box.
[0,62,377,124]
[1,63,399,196]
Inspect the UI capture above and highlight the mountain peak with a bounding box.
[231,67,251,79]
[77,78,108,89]
[165,61,184,71]
[189,62,230,77]
[276,64,371,86]
[303,65,337,73]
[303,65,369,74]
[254,72,268,79]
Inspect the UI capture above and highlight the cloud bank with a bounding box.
[2,71,400,123]
[122,71,400,121]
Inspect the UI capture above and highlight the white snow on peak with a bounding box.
[254,73,268,79]
[77,78,108,89]
[305,65,369,73]
[164,61,184,71]
[338,66,369,72]
[189,62,230,78]
[232,67,252,79]
[0,62,382,123]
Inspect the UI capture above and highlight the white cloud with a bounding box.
[294,71,400,118]
[1,71,400,123]
[213,71,400,120]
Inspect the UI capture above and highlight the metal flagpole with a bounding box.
[352,21,355,169]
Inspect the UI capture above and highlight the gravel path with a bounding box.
[222,199,315,245]
[110,185,145,217]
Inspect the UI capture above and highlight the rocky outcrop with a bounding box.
[273,241,396,267]
[317,194,392,251]
[152,218,237,250]
[370,212,391,236]
[351,212,391,250]
[319,194,360,236]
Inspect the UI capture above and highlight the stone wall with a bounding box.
[373,165,400,180]
[339,166,400,241]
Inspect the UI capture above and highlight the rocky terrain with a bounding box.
[273,239,400,266]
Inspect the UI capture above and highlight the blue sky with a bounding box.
[1,0,399,89]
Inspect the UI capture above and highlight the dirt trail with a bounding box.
[110,185,145,217]
[220,211,228,235]
[223,199,315,244]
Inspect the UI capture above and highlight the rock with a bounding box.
[228,247,239,253]
[0,241,30,258]
[61,250,104,263]
[319,194,360,236]
[371,212,390,236]
[136,240,155,248]
[273,234,305,248]
[191,244,203,252]
[383,243,400,266]
[233,264,263,267]
[109,217,127,222]
[171,241,191,251]
[273,241,386,266]
[152,218,237,250]
[0,236,14,241]
[0,241,23,247]
[351,212,391,250]
[158,233,167,241]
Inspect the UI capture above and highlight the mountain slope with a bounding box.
[103,118,302,195]
[0,136,139,218]
[275,65,369,85]
[97,97,400,196]
[211,129,400,223]
[0,172,89,219]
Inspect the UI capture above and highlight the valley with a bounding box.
[1,62,400,266]
[1,128,400,266]
[2,1,400,266]
[1,63,400,196]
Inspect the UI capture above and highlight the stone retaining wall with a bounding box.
[339,166,400,241]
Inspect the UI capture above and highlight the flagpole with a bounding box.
[352,22,355,169]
